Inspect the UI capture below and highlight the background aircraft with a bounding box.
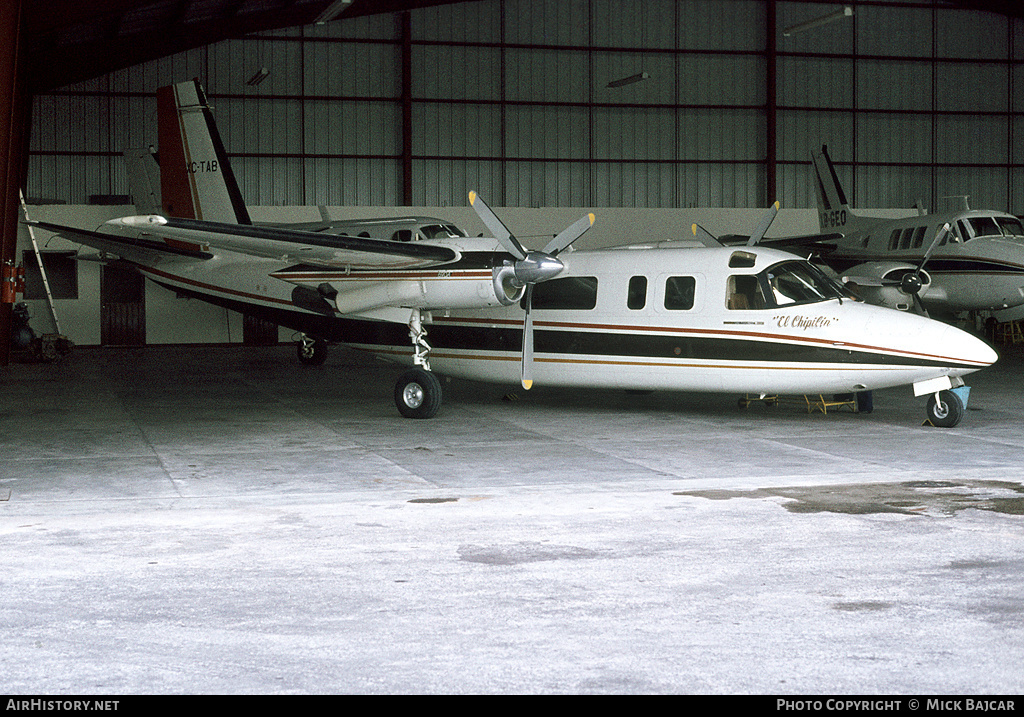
[808,145,1024,316]
[22,82,998,426]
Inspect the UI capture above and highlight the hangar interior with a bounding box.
[5,2,1024,695]
[10,0,1024,348]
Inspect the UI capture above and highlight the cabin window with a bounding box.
[888,229,901,251]
[529,276,598,310]
[392,229,413,242]
[727,274,767,310]
[627,276,647,310]
[899,227,915,250]
[911,226,927,249]
[663,276,695,310]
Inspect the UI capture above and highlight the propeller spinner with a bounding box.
[469,191,595,389]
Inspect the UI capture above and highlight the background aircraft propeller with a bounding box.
[469,191,594,389]
[694,201,780,246]
[842,223,950,314]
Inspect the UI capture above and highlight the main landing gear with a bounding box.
[296,335,328,366]
[394,309,442,419]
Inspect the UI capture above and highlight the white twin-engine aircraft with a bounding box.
[26,81,997,426]
[807,145,1024,315]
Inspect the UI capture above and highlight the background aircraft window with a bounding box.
[627,276,647,310]
[967,217,1001,238]
[529,276,598,310]
[899,227,915,250]
[911,226,926,248]
[663,276,695,310]
[419,224,465,239]
[953,221,969,242]
[995,217,1024,237]
[727,274,766,310]
[888,229,901,250]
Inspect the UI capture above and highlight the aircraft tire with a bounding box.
[395,368,442,419]
[926,390,964,428]
[297,338,328,366]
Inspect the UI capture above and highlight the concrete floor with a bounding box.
[2,342,1023,694]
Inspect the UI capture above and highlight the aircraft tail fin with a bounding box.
[156,79,251,224]
[123,146,162,215]
[810,144,882,234]
[811,145,851,215]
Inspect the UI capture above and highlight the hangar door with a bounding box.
[101,263,145,346]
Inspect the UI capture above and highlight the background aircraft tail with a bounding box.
[810,145,876,234]
[156,79,251,224]
[123,146,162,215]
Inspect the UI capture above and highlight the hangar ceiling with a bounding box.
[23,0,470,92]
[22,0,1024,93]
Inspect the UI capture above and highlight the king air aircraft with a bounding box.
[25,81,997,426]
[805,145,1024,317]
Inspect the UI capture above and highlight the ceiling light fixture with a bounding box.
[607,72,650,89]
[246,67,269,86]
[314,0,353,25]
[783,6,853,37]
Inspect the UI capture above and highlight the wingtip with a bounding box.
[588,213,595,225]
[468,190,477,205]
[522,379,533,390]
[773,200,780,210]
[691,223,697,236]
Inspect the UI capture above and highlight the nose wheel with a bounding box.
[926,389,965,428]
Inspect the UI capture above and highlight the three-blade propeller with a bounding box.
[842,223,949,314]
[691,201,780,247]
[469,191,595,390]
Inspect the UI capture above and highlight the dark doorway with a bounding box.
[243,314,279,346]
[101,263,146,346]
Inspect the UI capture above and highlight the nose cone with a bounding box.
[941,324,998,372]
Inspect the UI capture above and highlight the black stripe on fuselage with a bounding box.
[829,255,1024,275]
[151,279,974,370]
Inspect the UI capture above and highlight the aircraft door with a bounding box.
[100,263,146,346]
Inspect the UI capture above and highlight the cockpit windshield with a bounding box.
[419,224,466,239]
[995,216,1024,237]
[966,217,1002,238]
[762,261,850,308]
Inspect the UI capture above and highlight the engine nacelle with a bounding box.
[842,262,932,311]
[327,265,526,316]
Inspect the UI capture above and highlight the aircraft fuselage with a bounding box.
[138,240,996,397]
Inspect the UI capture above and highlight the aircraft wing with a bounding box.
[27,216,459,270]
[26,219,215,262]
[720,232,843,254]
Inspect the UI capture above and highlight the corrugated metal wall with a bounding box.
[27,0,1024,214]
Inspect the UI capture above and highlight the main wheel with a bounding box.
[297,338,328,366]
[394,368,442,419]
[926,390,964,428]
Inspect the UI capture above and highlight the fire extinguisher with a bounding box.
[1,260,15,304]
